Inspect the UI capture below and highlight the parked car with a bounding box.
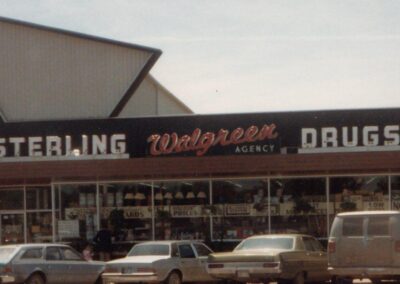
[0,243,105,284]
[102,240,216,284]
[328,210,400,284]
[207,234,329,284]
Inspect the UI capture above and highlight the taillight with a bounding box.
[328,240,336,254]
[208,263,224,269]
[263,262,279,268]
[1,265,13,273]
[395,240,400,252]
[136,267,156,273]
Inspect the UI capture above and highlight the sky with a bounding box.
[0,0,399,114]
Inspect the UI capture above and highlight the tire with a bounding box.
[94,276,102,284]
[166,271,182,284]
[333,277,352,284]
[25,274,45,284]
[292,272,305,284]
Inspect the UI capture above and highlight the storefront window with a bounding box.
[270,178,327,238]
[0,188,24,210]
[99,183,153,244]
[154,181,210,241]
[329,176,389,214]
[26,212,52,243]
[57,184,97,242]
[391,176,400,210]
[1,214,24,244]
[212,179,269,241]
[26,187,51,210]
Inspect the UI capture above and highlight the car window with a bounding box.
[128,244,170,256]
[21,248,43,259]
[303,237,314,251]
[302,237,323,251]
[343,217,363,236]
[235,237,293,250]
[368,216,390,236]
[193,243,212,257]
[45,247,62,261]
[60,247,83,261]
[310,239,324,251]
[0,247,17,261]
[179,244,196,258]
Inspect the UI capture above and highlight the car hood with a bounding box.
[208,249,285,263]
[89,260,106,266]
[107,255,170,264]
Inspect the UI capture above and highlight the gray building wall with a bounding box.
[0,17,192,122]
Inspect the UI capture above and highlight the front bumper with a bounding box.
[0,275,16,283]
[102,273,160,284]
[329,266,400,278]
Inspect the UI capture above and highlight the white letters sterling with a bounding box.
[0,134,128,162]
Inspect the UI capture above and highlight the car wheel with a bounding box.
[292,272,305,284]
[332,277,352,284]
[26,274,45,284]
[166,271,182,284]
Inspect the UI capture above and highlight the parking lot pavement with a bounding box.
[251,280,372,284]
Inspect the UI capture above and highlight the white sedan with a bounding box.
[102,240,216,284]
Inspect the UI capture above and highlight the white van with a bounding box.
[328,211,400,283]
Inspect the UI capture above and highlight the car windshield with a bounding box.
[0,247,17,261]
[128,244,170,256]
[235,237,294,251]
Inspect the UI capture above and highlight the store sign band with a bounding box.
[0,109,398,161]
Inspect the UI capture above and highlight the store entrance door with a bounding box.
[0,213,25,244]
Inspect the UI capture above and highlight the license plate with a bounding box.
[237,271,250,278]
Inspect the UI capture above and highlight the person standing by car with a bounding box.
[93,222,113,261]
[82,243,94,261]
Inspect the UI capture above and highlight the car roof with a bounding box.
[0,243,72,249]
[337,210,400,217]
[244,234,311,239]
[135,240,204,245]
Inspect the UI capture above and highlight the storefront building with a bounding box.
[0,108,399,253]
[0,17,399,253]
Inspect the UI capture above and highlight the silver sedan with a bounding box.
[102,240,216,284]
[0,243,105,284]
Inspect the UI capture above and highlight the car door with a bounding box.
[336,216,367,266]
[309,237,329,281]
[12,247,45,283]
[59,246,96,284]
[364,215,392,267]
[178,243,199,282]
[192,243,214,282]
[44,246,67,284]
[302,236,327,281]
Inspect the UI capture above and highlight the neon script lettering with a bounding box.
[147,124,278,156]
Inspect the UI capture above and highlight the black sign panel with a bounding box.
[0,108,398,161]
